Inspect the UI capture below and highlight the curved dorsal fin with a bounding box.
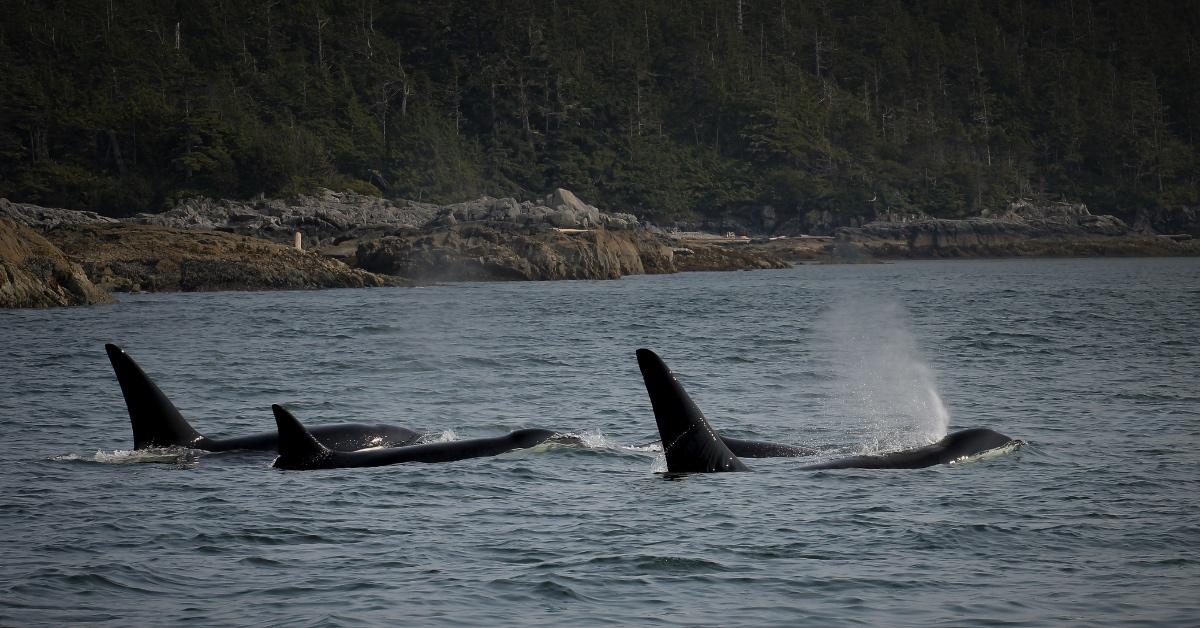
[636,349,749,473]
[105,344,205,449]
[272,404,333,469]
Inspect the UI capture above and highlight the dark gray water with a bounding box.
[2,258,1198,626]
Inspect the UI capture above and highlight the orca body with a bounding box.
[105,344,420,452]
[720,436,813,458]
[800,428,1017,469]
[636,348,1019,473]
[272,405,558,470]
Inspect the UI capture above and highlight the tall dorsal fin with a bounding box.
[105,344,205,449]
[636,349,749,473]
[272,405,333,469]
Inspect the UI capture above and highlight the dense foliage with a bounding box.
[2,0,1196,223]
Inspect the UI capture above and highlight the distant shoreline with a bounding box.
[3,192,1197,308]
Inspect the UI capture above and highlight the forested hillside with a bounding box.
[2,0,1196,224]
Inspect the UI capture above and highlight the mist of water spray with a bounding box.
[818,296,950,452]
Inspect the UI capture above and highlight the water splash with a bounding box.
[818,296,950,452]
[417,429,459,444]
[567,430,618,449]
[51,448,201,467]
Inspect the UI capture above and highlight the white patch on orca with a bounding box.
[350,436,391,452]
[947,440,1026,465]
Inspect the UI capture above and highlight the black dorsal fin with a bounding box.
[636,349,749,473]
[105,344,205,449]
[272,405,333,469]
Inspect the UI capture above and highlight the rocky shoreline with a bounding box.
[732,200,1199,262]
[1,218,115,308]
[0,190,788,307]
[2,192,1197,308]
[820,200,1198,260]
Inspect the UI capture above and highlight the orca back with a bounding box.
[803,428,1018,469]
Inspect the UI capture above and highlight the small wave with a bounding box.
[625,440,663,453]
[51,448,201,467]
[356,324,397,335]
[588,554,730,573]
[982,330,1055,343]
[560,430,620,449]
[60,572,160,595]
[522,356,572,367]
[1115,391,1200,402]
[1129,557,1195,567]
[416,429,459,444]
[459,356,504,367]
[236,556,284,567]
[532,579,584,599]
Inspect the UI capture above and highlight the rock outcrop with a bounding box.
[1,198,118,230]
[45,223,397,293]
[1133,206,1200,237]
[1,218,116,308]
[2,187,787,296]
[832,200,1199,258]
[669,242,791,272]
[130,189,440,246]
[129,187,642,248]
[356,223,674,281]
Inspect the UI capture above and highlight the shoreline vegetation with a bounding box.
[3,3,1196,226]
[2,188,1197,308]
[4,2,1197,307]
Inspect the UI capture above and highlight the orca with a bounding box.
[720,437,813,457]
[105,344,420,452]
[636,348,1020,473]
[636,348,749,472]
[799,427,1018,469]
[272,405,559,470]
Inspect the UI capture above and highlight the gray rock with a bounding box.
[133,190,440,245]
[7,187,643,248]
[1133,205,1200,236]
[0,198,117,231]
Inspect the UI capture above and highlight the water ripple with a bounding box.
[1,258,1198,626]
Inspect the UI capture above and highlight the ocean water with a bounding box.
[1,258,1197,626]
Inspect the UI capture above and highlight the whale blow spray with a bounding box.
[818,296,950,452]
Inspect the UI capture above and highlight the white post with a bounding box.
[293,231,302,250]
